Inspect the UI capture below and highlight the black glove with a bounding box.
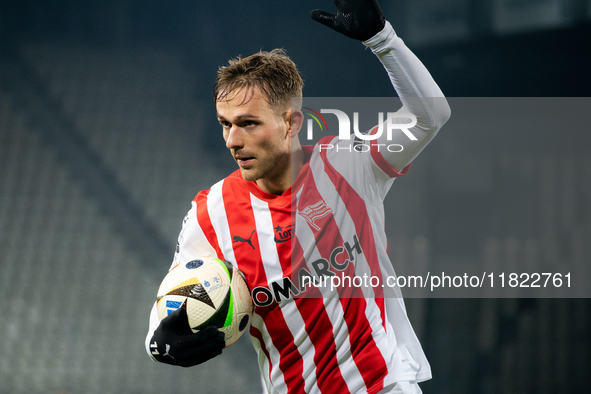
[149,307,225,367]
[311,0,386,41]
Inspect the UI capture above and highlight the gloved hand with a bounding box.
[149,306,225,367]
[311,0,386,41]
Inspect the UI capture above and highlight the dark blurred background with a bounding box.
[0,0,590,393]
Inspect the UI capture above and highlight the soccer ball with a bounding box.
[156,256,253,347]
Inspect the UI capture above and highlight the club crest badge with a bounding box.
[298,200,332,231]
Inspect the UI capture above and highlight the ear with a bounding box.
[287,109,304,139]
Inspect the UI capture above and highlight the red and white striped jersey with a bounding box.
[151,139,429,394]
[146,21,450,394]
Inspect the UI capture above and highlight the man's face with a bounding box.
[216,87,292,192]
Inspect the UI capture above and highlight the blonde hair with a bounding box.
[213,48,303,112]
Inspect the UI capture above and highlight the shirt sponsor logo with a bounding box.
[252,235,363,307]
[274,224,295,243]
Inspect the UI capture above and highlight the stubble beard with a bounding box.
[239,150,290,186]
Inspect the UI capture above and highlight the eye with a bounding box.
[219,120,231,128]
[243,120,258,127]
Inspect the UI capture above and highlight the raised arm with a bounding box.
[363,22,450,170]
[312,0,450,172]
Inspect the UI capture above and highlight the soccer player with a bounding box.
[145,1,450,393]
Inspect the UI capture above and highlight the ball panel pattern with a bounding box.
[192,289,232,331]
[167,281,215,309]
[185,297,217,329]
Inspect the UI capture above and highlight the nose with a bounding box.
[225,125,243,150]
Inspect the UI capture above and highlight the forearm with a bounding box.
[145,199,221,363]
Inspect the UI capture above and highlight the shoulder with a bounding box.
[310,135,401,203]
[310,135,370,173]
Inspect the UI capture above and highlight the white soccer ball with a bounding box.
[156,256,253,347]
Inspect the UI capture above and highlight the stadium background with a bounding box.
[1,0,590,392]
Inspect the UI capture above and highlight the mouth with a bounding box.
[235,155,255,167]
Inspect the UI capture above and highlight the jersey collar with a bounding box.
[240,145,314,207]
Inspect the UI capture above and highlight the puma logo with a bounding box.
[163,344,174,359]
[233,229,255,250]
